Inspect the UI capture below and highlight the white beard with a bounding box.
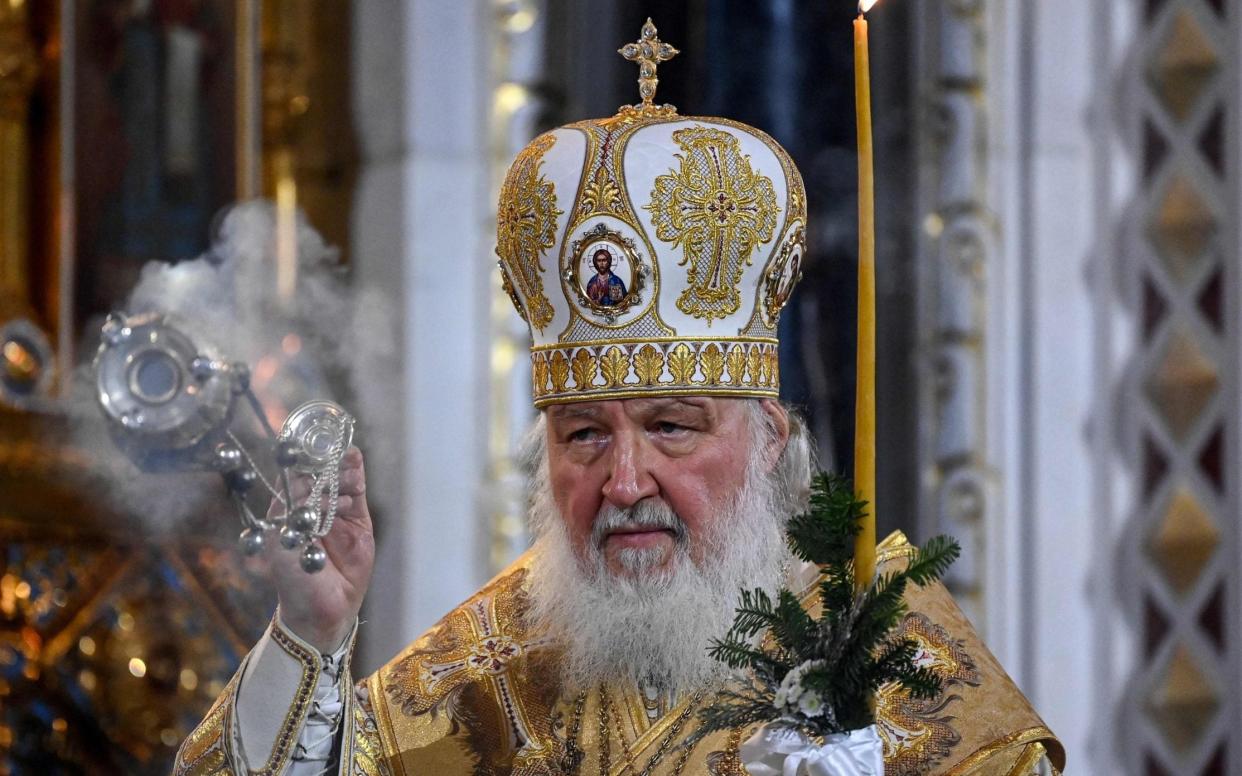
[526,455,791,695]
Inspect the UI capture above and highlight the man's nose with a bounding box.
[601,430,658,509]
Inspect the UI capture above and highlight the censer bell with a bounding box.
[278,400,355,473]
[269,400,356,572]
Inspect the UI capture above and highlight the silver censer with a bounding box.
[94,311,353,573]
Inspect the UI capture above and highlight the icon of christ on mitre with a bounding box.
[174,20,1064,776]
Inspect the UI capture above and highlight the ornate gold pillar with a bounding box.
[261,0,307,304]
[236,0,260,199]
[0,0,39,319]
[259,0,355,276]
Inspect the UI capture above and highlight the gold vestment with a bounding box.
[172,533,1065,776]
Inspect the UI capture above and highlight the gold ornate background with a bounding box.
[0,1,355,772]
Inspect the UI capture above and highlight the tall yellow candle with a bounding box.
[853,6,877,590]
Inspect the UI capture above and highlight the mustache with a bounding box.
[590,499,689,548]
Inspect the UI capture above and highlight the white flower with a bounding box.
[775,660,829,715]
[797,692,826,718]
[775,671,804,711]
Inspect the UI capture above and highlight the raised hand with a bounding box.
[262,447,375,652]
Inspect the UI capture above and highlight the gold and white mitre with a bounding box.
[497,21,806,408]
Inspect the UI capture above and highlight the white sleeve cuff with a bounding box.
[233,609,357,775]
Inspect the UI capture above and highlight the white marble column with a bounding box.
[350,0,493,676]
[917,0,1136,771]
[983,1,1136,772]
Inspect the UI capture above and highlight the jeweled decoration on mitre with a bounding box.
[495,19,807,408]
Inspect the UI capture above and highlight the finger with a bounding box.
[288,474,313,502]
[321,511,375,584]
[336,457,371,530]
[338,467,365,496]
[341,447,363,468]
[329,487,371,531]
[262,530,327,598]
[332,494,372,532]
[342,446,362,471]
[310,491,354,515]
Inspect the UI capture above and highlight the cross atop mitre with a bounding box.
[618,18,680,105]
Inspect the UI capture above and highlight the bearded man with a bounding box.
[174,24,1063,776]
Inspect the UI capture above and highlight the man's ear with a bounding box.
[758,398,790,472]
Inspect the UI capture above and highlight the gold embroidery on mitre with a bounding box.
[497,133,563,331]
[600,346,630,387]
[700,343,725,385]
[533,352,550,397]
[529,339,779,405]
[499,263,526,321]
[747,347,762,386]
[633,344,664,385]
[725,344,746,386]
[667,342,696,384]
[646,126,779,323]
[760,224,806,327]
[571,349,597,390]
[550,351,571,392]
[557,117,675,340]
[579,165,625,217]
[875,612,982,776]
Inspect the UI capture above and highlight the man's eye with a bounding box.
[653,421,687,435]
[568,428,600,442]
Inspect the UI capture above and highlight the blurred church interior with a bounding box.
[0,0,1237,773]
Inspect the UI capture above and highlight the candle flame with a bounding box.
[859,0,879,12]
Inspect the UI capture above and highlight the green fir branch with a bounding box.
[785,473,865,566]
[868,638,922,693]
[728,588,779,638]
[698,470,961,738]
[902,535,961,586]
[769,590,817,652]
[817,571,855,630]
[686,686,794,749]
[887,663,943,701]
[707,633,786,675]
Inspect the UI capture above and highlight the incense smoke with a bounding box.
[67,200,401,529]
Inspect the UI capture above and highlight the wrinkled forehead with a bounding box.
[543,396,760,426]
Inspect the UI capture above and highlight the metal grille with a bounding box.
[1127,0,1237,772]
